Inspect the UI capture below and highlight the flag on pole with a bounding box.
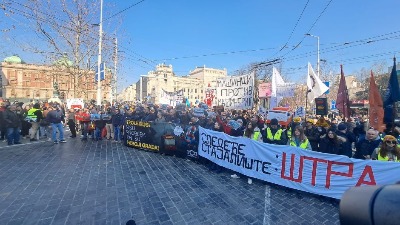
[336,65,351,119]
[307,63,329,103]
[269,67,285,109]
[368,71,384,131]
[383,57,400,124]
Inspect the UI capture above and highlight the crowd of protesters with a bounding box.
[1,99,399,172]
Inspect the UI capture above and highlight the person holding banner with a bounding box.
[207,121,224,173]
[318,128,341,155]
[371,135,400,162]
[287,125,312,150]
[304,119,321,151]
[242,121,263,184]
[354,128,381,160]
[264,118,287,145]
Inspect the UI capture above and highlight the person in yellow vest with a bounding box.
[244,121,263,142]
[371,135,400,162]
[264,118,287,145]
[26,103,43,141]
[288,125,312,150]
[242,122,262,184]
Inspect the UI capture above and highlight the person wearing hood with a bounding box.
[264,118,287,145]
[354,128,381,159]
[336,123,356,158]
[371,135,400,162]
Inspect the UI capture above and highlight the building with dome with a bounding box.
[0,55,112,103]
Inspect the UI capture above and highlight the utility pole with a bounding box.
[96,0,103,106]
[112,37,117,105]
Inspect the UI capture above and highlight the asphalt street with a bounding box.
[0,133,340,225]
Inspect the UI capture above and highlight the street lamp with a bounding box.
[305,33,320,77]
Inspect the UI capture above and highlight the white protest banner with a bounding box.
[267,110,291,122]
[276,83,296,98]
[198,127,400,199]
[159,89,184,107]
[216,72,254,109]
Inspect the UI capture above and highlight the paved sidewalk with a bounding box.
[0,136,340,225]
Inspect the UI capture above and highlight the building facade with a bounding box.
[118,84,136,102]
[0,55,112,103]
[129,64,227,104]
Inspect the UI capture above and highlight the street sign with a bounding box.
[323,81,330,94]
[331,100,336,110]
[95,62,105,81]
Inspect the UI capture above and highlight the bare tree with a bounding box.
[1,0,116,100]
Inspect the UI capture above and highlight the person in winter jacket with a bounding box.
[354,128,381,160]
[336,123,356,157]
[46,104,66,144]
[304,119,321,151]
[264,118,287,145]
[319,128,341,155]
[2,104,22,145]
[112,108,124,142]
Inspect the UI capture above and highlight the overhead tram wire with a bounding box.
[8,0,69,24]
[156,46,278,61]
[102,0,147,22]
[119,45,158,65]
[282,35,400,63]
[6,1,400,73]
[7,1,156,67]
[277,0,334,60]
[275,0,310,55]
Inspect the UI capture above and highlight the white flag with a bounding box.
[270,67,285,108]
[271,67,285,97]
[307,63,329,103]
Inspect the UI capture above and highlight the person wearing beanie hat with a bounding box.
[337,123,347,131]
[264,118,287,145]
[270,118,278,126]
[371,135,400,161]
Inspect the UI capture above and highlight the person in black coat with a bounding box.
[207,121,224,173]
[336,123,356,157]
[319,128,341,155]
[111,108,124,141]
[2,104,22,145]
[354,128,382,160]
[0,105,6,140]
[304,120,321,151]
